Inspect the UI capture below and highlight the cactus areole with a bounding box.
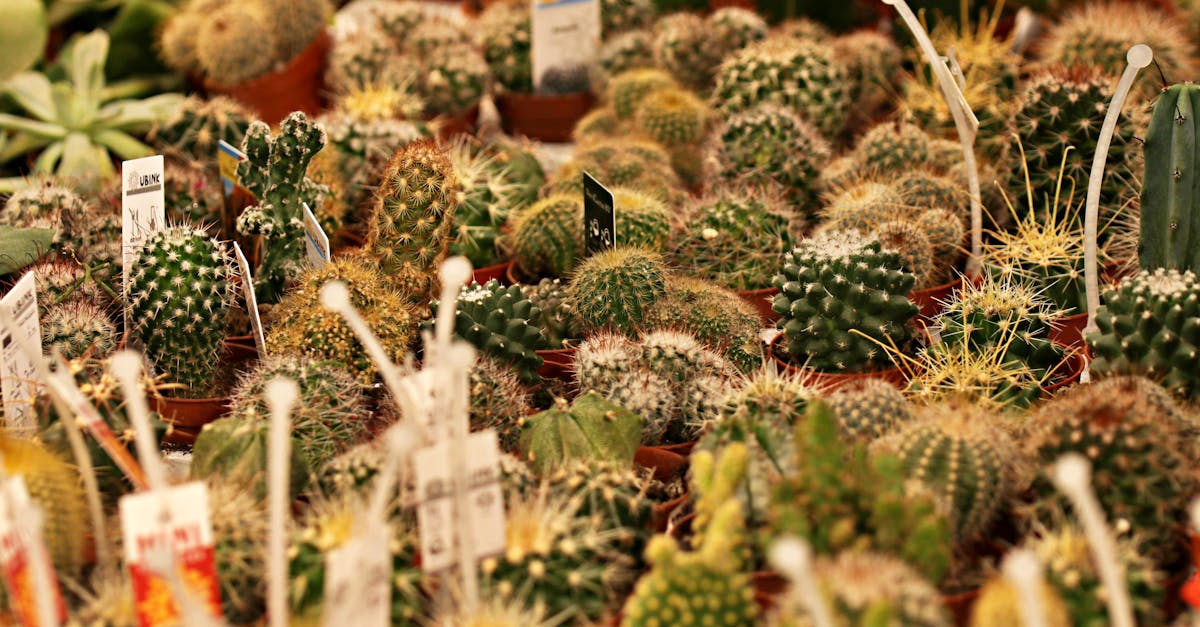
[1140,83,1200,272]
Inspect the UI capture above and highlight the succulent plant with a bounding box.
[165,156,224,228]
[469,356,533,454]
[827,378,913,443]
[538,63,592,97]
[633,87,709,183]
[573,107,627,142]
[419,47,489,118]
[41,300,117,360]
[0,433,87,578]
[190,415,312,500]
[208,481,269,624]
[651,13,714,92]
[125,225,235,397]
[852,121,931,174]
[831,30,902,134]
[545,139,685,205]
[1139,83,1200,274]
[819,179,908,233]
[150,95,255,158]
[643,276,764,373]
[427,280,549,385]
[316,110,426,218]
[593,30,655,91]
[970,576,1071,627]
[705,104,830,210]
[568,247,668,337]
[29,259,111,313]
[445,138,523,267]
[539,459,661,559]
[511,194,584,279]
[519,391,642,474]
[895,168,966,216]
[707,8,768,63]
[602,0,656,36]
[871,219,935,290]
[607,68,678,118]
[480,2,532,92]
[523,278,582,348]
[771,229,918,373]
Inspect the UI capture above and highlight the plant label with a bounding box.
[322,523,392,627]
[531,0,601,90]
[232,242,266,355]
[414,430,505,573]
[0,272,40,432]
[0,477,65,627]
[120,482,223,627]
[302,202,330,268]
[121,156,166,291]
[216,140,255,213]
[583,172,616,255]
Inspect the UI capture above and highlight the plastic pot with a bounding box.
[634,445,688,481]
[429,104,480,141]
[472,259,513,286]
[202,29,330,125]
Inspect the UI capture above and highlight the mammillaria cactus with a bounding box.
[445,138,523,267]
[519,391,642,473]
[671,190,801,290]
[480,2,532,92]
[832,30,902,133]
[208,481,269,624]
[771,229,918,373]
[29,259,111,313]
[644,276,764,372]
[419,48,489,118]
[125,225,235,396]
[469,356,533,453]
[1,180,88,244]
[567,247,668,337]
[427,280,549,385]
[523,278,581,348]
[511,194,584,279]
[546,139,685,205]
[705,104,829,210]
[633,87,710,183]
[871,219,935,290]
[852,121,931,174]
[827,378,913,442]
[602,0,656,36]
[150,95,254,158]
[41,301,117,360]
[651,13,714,91]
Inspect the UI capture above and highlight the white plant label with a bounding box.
[530,0,601,91]
[398,370,441,441]
[0,477,64,626]
[121,156,166,290]
[302,202,330,268]
[232,242,266,355]
[322,523,392,627]
[0,272,40,431]
[414,430,505,573]
[119,482,223,626]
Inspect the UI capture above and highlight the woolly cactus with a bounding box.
[41,301,117,360]
[567,247,668,336]
[519,391,642,473]
[705,104,829,210]
[367,139,459,301]
[209,481,269,624]
[828,378,913,442]
[771,229,918,373]
[1088,268,1200,398]
[193,5,278,85]
[126,225,235,397]
[1140,83,1200,273]
[1,180,87,242]
[150,95,254,158]
[712,37,850,139]
[235,112,329,304]
[480,2,532,92]
[651,13,715,91]
[644,276,764,372]
[427,280,549,385]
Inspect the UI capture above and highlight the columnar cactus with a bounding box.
[1140,83,1200,273]
[771,229,918,373]
[150,95,254,158]
[567,247,668,336]
[427,280,549,384]
[705,104,829,210]
[126,225,235,396]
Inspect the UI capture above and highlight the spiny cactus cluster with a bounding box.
[427,279,550,385]
[643,276,764,373]
[651,9,766,92]
[705,104,830,210]
[827,377,914,442]
[480,2,534,93]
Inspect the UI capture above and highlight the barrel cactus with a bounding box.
[567,247,668,337]
[150,95,254,158]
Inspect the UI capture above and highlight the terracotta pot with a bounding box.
[657,441,696,457]
[634,445,688,481]
[650,493,689,533]
[429,104,480,141]
[505,260,528,285]
[535,346,576,383]
[1181,534,1200,610]
[472,259,513,286]
[737,286,779,325]
[768,335,908,392]
[203,29,330,125]
[752,571,789,614]
[943,589,980,627]
[494,91,595,143]
[1049,312,1088,349]
[158,340,258,445]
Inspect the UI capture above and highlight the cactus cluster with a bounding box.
[428,279,550,385]
[643,276,764,372]
[705,104,830,210]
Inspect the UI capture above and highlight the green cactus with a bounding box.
[419,48,489,118]
[705,104,829,211]
[523,278,582,348]
[445,138,525,267]
[126,225,235,397]
[1,180,88,245]
[872,219,935,290]
[519,391,642,473]
[400,18,469,59]
[539,459,660,560]
[651,13,715,92]
[190,416,312,500]
[1087,268,1200,398]
[832,30,902,134]
[607,68,679,119]
[983,190,1090,313]
[165,157,224,228]
[0,434,88,579]
[771,229,918,373]
[29,259,111,312]
[827,378,913,443]
[643,276,764,372]
[193,4,278,85]
[896,169,966,216]
[970,576,1072,627]
[671,190,801,291]
[317,112,427,218]
[914,208,966,285]
[712,36,851,139]
[483,135,545,209]
[367,139,459,301]
[511,194,584,279]
[707,8,768,63]
[633,87,708,181]
[235,112,329,304]
[852,121,931,174]
[480,2,532,92]
[427,280,549,385]
[469,356,533,454]
[208,481,268,624]
[594,30,655,91]
[259,0,330,64]
[546,138,685,202]
[602,0,656,35]
[574,106,627,141]
[568,247,668,336]
[150,95,254,158]
[819,180,908,233]
[41,301,117,361]
[1139,83,1200,273]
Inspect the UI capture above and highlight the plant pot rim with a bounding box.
[202,29,330,93]
[767,333,910,390]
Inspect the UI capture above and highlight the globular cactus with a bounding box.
[511,194,584,279]
[852,121,931,174]
[266,256,420,384]
[235,112,329,304]
[538,459,661,560]
[41,300,117,360]
[316,111,426,218]
[523,278,582,348]
[190,416,312,501]
[574,107,626,142]
[896,169,966,216]
[827,378,913,442]
[772,17,832,42]
[546,139,686,206]
[643,276,764,372]
[427,279,549,385]
[69,569,138,627]
[29,259,110,313]
[671,189,802,291]
[0,433,87,578]
[707,8,768,63]
[366,139,459,301]
[126,225,235,397]
[259,0,330,65]
[705,104,829,211]
[593,30,655,92]
[871,219,935,290]
[323,23,401,96]
[633,87,709,182]
[208,481,268,624]
[1139,83,1200,274]
[832,30,902,133]
[445,138,525,267]
[150,95,254,158]
[984,191,1089,313]
[651,13,714,92]
[469,356,533,454]
[771,229,918,373]
[483,135,546,209]
[607,68,678,119]
[400,18,469,58]
[519,391,642,473]
[193,4,278,85]
[914,208,965,285]
[1087,268,1200,398]
[419,48,489,118]
[567,247,668,337]
[601,0,655,36]
[1,180,87,242]
[819,179,908,233]
[165,157,224,228]
[712,37,851,140]
[480,2,532,92]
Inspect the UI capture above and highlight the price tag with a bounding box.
[531,0,601,90]
[302,202,330,268]
[232,242,266,355]
[121,156,166,290]
[0,477,65,627]
[0,273,41,431]
[322,523,392,627]
[414,430,505,573]
[583,172,616,256]
[119,482,223,627]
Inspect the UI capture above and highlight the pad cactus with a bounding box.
[671,190,802,291]
[150,95,254,158]
[41,300,117,360]
[827,378,913,442]
[567,247,668,336]
[427,279,549,385]
[771,229,918,373]
[705,104,829,210]
[0,433,87,578]
[607,68,678,119]
[125,225,235,397]
[643,276,764,372]
[519,391,642,473]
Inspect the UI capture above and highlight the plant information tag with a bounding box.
[0,272,40,432]
[120,482,223,627]
[0,477,65,627]
[322,523,392,627]
[121,156,166,289]
[583,172,616,255]
[216,140,255,212]
[414,430,505,573]
[232,242,266,355]
[531,0,601,90]
[302,202,330,268]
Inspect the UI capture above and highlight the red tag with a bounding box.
[0,478,66,626]
[127,546,222,627]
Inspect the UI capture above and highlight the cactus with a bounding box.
[602,0,655,36]
[827,378,913,442]
[511,194,584,279]
[418,47,488,118]
[567,247,668,337]
[367,140,459,301]
[707,8,768,63]
[896,169,966,216]
[819,179,909,234]
[644,276,764,372]
[400,18,469,58]
[190,416,312,500]
[29,259,111,312]
[235,112,329,304]
[914,208,966,285]
[470,356,533,454]
[150,95,254,158]
[316,111,426,218]
[427,280,549,385]
[41,300,117,361]
[546,139,685,205]
[651,13,714,92]
[0,433,87,578]
[633,87,709,181]
[607,68,678,119]
[538,64,592,96]
[1,180,88,244]
[165,157,224,228]
[193,4,278,85]
[208,481,268,624]
[970,576,1071,627]
[259,0,330,64]
[852,121,931,174]
[871,219,935,291]
[705,104,829,210]
[1087,268,1200,398]
[266,256,420,385]
[445,138,524,267]
[483,136,546,209]
[539,459,660,558]
[69,569,138,627]
[523,278,582,348]
[832,30,902,134]
[1028,375,1198,565]
[324,23,402,96]
[480,2,532,92]
[519,391,642,473]
[125,225,235,397]
[771,229,918,373]
[1139,83,1200,273]
[712,37,851,140]
[574,106,627,142]
[593,30,655,92]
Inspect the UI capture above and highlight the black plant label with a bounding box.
[583,171,615,256]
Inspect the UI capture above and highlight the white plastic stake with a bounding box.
[108,351,168,492]
[368,424,419,526]
[1083,45,1153,339]
[265,377,298,627]
[885,0,984,275]
[1003,549,1048,627]
[1052,454,1134,627]
[769,537,834,627]
[434,257,472,351]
